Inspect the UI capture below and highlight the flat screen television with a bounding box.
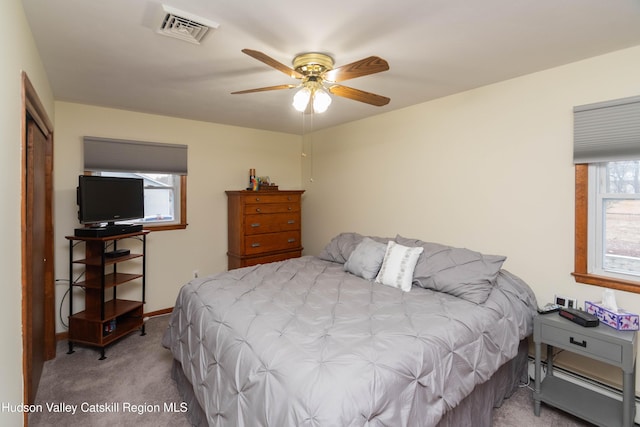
[77,175,144,225]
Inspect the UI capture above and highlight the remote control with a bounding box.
[538,303,562,314]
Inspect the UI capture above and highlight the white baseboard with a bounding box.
[527,357,640,424]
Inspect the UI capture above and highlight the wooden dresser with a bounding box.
[226,190,304,269]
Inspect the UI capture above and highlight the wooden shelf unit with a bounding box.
[66,230,149,359]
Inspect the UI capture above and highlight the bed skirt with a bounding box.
[170,338,530,427]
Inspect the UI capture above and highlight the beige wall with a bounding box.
[53,103,302,332]
[0,0,54,424]
[302,44,640,386]
[5,0,640,420]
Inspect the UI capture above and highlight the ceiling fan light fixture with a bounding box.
[313,88,331,113]
[292,86,312,112]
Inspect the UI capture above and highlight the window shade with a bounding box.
[573,95,640,164]
[83,137,188,175]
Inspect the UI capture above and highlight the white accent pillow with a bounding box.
[375,241,424,292]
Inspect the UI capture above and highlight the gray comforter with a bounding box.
[163,256,537,426]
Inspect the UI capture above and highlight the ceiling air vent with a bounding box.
[157,5,219,45]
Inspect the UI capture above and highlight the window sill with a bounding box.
[572,272,640,294]
[142,223,188,232]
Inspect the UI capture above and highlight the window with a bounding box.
[83,136,188,232]
[574,165,640,292]
[96,171,186,230]
[588,161,640,279]
[572,95,640,292]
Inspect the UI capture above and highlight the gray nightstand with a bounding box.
[534,313,637,427]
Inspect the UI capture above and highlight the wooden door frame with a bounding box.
[21,72,55,419]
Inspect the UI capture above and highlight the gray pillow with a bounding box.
[396,235,506,304]
[318,232,365,264]
[319,232,391,264]
[344,237,388,280]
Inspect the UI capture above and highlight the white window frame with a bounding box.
[587,162,640,281]
[140,173,181,226]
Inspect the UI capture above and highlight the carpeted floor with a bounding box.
[30,315,591,426]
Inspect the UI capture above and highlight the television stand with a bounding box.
[74,223,143,238]
[66,230,149,359]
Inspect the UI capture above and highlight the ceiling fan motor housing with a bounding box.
[293,53,334,76]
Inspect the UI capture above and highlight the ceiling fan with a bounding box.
[231,49,390,113]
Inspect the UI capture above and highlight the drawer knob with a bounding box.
[570,337,587,348]
[251,243,261,248]
[255,197,260,201]
[256,208,261,212]
[288,207,292,210]
[287,220,295,224]
[251,223,261,228]
[287,238,296,243]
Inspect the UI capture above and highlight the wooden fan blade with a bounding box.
[231,84,297,95]
[323,56,389,83]
[241,49,304,79]
[328,85,390,106]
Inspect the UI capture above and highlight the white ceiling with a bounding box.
[22,0,640,135]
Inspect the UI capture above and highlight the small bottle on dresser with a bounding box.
[249,168,256,190]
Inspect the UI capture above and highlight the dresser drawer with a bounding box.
[237,251,302,268]
[244,213,300,235]
[244,202,299,214]
[244,231,301,255]
[242,193,301,205]
[540,323,623,364]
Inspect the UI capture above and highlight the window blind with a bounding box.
[573,95,640,164]
[83,137,188,175]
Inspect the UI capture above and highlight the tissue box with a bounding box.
[585,301,639,331]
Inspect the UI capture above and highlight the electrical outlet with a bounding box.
[554,294,578,309]
[192,270,199,279]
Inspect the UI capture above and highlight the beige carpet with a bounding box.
[30,315,591,426]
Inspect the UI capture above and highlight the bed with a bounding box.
[162,233,538,426]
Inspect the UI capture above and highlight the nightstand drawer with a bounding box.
[540,323,623,364]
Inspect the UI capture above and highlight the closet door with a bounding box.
[24,117,47,404]
[22,72,55,411]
